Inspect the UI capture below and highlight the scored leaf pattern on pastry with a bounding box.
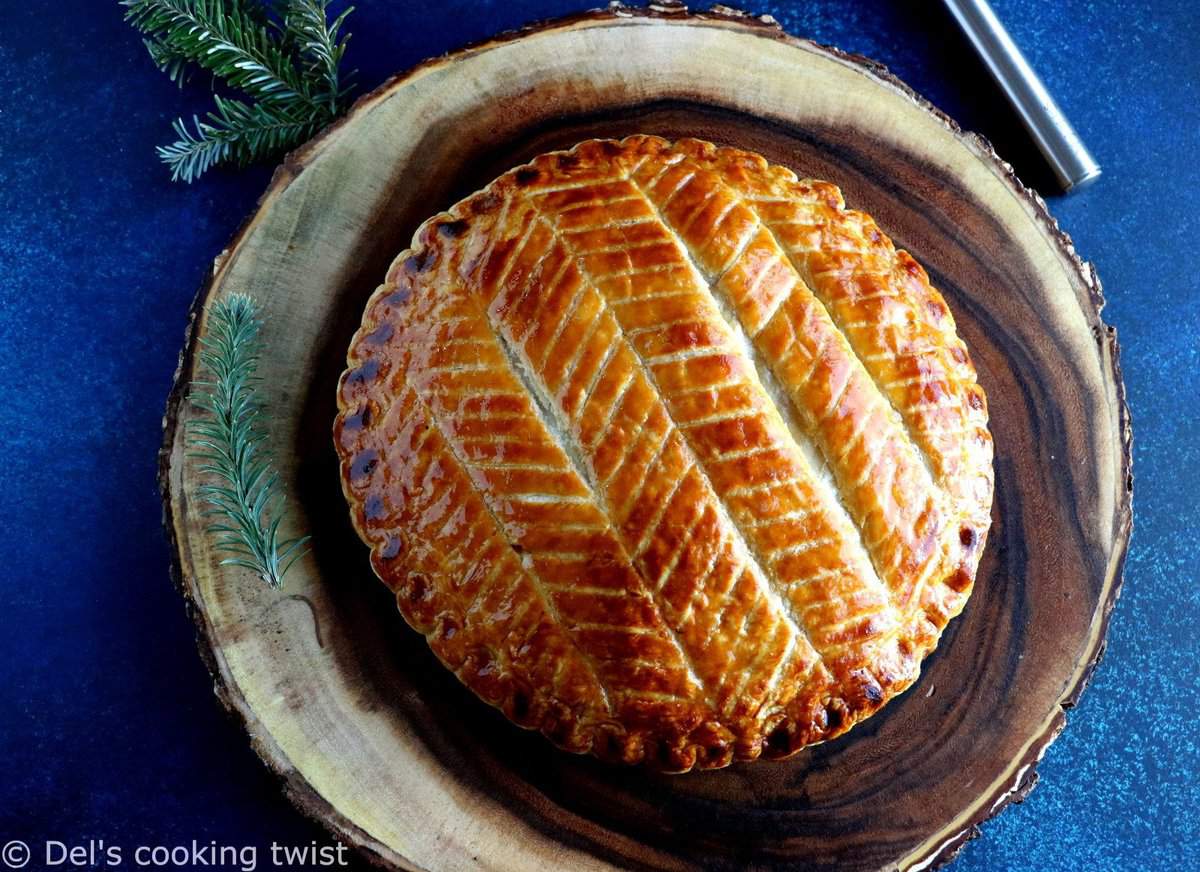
[334,137,993,771]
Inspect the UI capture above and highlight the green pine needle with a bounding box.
[158,95,320,182]
[143,37,193,86]
[122,0,355,182]
[188,294,310,589]
[284,0,355,115]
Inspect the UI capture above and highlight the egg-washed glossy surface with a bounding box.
[334,137,993,770]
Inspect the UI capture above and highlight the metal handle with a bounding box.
[941,0,1101,191]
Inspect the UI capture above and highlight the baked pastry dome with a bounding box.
[334,136,993,772]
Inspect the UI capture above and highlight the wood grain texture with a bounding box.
[159,5,1132,870]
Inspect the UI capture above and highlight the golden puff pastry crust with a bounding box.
[334,136,994,772]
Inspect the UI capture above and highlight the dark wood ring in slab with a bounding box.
[159,5,1132,871]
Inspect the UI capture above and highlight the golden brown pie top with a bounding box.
[334,136,994,771]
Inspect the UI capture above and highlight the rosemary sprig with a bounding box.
[122,0,355,182]
[189,294,309,588]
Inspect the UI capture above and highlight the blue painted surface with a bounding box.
[0,1,1195,868]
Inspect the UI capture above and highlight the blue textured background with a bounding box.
[1,1,1195,868]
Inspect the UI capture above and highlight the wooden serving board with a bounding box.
[159,6,1132,870]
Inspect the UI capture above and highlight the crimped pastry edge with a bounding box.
[333,135,994,772]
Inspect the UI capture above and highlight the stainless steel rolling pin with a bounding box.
[941,0,1101,191]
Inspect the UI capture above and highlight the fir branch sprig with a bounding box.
[284,0,355,115]
[189,294,310,588]
[122,0,355,182]
[158,95,319,183]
